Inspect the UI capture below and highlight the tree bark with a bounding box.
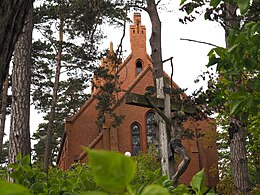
[0,77,9,159]
[0,0,33,90]
[146,0,172,177]
[223,2,249,193]
[8,5,33,165]
[229,117,249,194]
[146,0,163,78]
[44,17,64,174]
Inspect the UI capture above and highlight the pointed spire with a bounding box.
[110,41,113,53]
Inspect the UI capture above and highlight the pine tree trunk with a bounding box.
[8,6,33,165]
[0,77,9,158]
[0,0,33,90]
[44,17,64,174]
[229,117,249,194]
[223,2,250,193]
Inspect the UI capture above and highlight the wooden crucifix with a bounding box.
[125,86,196,183]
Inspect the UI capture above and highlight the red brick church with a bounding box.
[57,13,218,186]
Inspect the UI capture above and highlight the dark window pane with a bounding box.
[132,123,140,156]
[136,60,142,74]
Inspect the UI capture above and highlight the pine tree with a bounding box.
[8,4,33,165]
[0,0,33,90]
[31,0,125,167]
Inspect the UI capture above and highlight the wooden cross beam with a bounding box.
[124,92,196,114]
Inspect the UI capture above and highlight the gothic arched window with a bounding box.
[136,60,143,75]
[131,123,141,156]
[146,111,158,148]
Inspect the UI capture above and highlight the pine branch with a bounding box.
[180,38,219,47]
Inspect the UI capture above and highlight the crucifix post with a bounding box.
[155,77,171,177]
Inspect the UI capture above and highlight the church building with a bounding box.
[57,13,218,186]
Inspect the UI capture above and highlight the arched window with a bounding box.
[136,60,143,75]
[146,111,158,148]
[131,123,141,156]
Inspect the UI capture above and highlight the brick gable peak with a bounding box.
[130,13,146,54]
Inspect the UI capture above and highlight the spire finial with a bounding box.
[110,41,113,52]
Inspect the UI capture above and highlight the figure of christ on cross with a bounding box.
[144,91,191,184]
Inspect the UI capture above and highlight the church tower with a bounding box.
[130,13,147,56]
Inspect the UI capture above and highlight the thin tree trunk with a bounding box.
[44,17,64,174]
[8,5,33,165]
[223,2,249,193]
[146,0,163,79]
[229,117,249,194]
[0,77,9,158]
[0,0,33,90]
[146,0,171,177]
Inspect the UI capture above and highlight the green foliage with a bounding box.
[172,169,215,195]
[0,166,7,180]
[5,150,216,195]
[207,22,260,119]
[181,0,252,15]
[8,153,97,194]
[93,65,125,129]
[0,180,32,195]
[0,140,9,165]
[131,145,163,187]
[190,169,208,194]
[31,0,126,164]
[216,175,234,194]
[189,4,260,190]
[180,0,260,27]
[141,184,170,195]
[85,148,136,194]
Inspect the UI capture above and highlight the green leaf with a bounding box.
[50,177,60,185]
[162,179,172,188]
[140,184,170,195]
[8,163,20,170]
[10,170,23,180]
[63,192,73,195]
[210,0,221,8]
[207,55,219,67]
[254,80,260,92]
[190,169,208,194]
[26,170,35,178]
[227,44,238,53]
[16,152,22,161]
[237,0,250,14]
[180,0,187,6]
[85,148,136,194]
[0,180,32,195]
[36,171,46,179]
[172,184,190,194]
[206,187,216,194]
[230,100,244,115]
[22,155,31,166]
[214,47,226,58]
[22,165,31,172]
[80,192,108,195]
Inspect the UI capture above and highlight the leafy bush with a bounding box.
[131,145,164,186]
[1,150,216,194]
